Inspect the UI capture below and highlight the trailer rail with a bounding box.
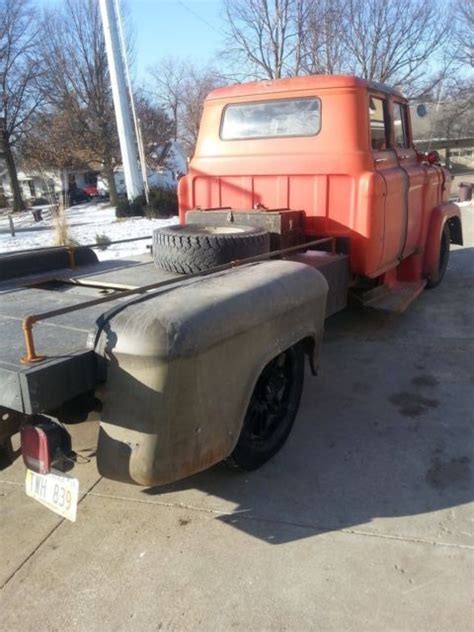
[19,236,335,364]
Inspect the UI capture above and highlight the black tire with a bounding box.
[226,343,305,471]
[153,224,270,274]
[426,224,450,289]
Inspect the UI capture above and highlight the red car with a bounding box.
[82,184,98,197]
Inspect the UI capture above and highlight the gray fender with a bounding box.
[94,260,328,486]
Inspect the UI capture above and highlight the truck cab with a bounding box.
[179,75,462,293]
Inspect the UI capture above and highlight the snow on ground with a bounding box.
[0,202,178,260]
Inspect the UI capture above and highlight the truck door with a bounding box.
[392,101,425,257]
[369,95,407,271]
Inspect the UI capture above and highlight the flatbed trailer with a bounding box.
[0,248,177,416]
[0,233,345,465]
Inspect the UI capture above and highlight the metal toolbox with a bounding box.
[186,208,306,251]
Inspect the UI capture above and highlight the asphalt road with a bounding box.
[1,207,473,631]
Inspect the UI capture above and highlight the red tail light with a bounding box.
[21,421,71,475]
[426,150,440,165]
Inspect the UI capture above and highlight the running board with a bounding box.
[354,280,427,314]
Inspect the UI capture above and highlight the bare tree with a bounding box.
[418,0,473,143]
[300,0,348,75]
[223,0,309,79]
[148,56,188,141]
[147,59,225,156]
[342,0,452,96]
[452,0,474,68]
[19,109,89,241]
[19,109,90,183]
[39,0,120,204]
[134,92,174,166]
[225,0,453,97]
[0,0,43,211]
[181,66,225,156]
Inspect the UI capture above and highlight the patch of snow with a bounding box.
[0,202,178,260]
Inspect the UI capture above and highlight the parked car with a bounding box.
[68,186,90,206]
[82,184,98,198]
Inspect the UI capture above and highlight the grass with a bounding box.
[95,232,112,250]
[53,204,77,247]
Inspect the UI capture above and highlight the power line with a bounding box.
[176,0,222,37]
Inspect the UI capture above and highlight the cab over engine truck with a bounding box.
[0,76,462,517]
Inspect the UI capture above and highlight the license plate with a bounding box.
[25,469,79,522]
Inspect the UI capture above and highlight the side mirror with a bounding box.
[416,104,428,117]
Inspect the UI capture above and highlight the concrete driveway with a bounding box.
[1,208,473,631]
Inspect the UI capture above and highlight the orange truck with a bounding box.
[0,75,463,520]
[176,75,462,295]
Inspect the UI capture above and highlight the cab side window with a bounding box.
[369,96,389,151]
[393,102,409,148]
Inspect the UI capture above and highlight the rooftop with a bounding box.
[207,75,405,101]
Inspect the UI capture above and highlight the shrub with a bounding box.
[0,193,9,209]
[54,208,77,247]
[130,195,146,216]
[115,189,178,219]
[145,187,178,219]
[32,197,50,207]
[115,197,130,218]
[95,233,112,250]
[115,194,146,218]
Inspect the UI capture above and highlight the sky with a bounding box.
[131,0,225,77]
[37,0,227,81]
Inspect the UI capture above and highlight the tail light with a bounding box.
[426,150,440,165]
[21,421,71,475]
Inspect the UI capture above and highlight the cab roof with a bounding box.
[207,75,404,101]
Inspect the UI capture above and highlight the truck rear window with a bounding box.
[220,98,321,140]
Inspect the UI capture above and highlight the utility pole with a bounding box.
[114,0,149,203]
[99,0,143,201]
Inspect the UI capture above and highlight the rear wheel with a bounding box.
[226,343,305,471]
[426,224,450,289]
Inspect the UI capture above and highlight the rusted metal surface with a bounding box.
[29,277,137,291]
[186,209,306,250]
[66,247,76,269]
[20,316,45,365]
[18,237,334,364]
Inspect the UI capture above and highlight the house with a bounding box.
[1,140,188,206]
[98,140,188,195]
[0,163,101,207]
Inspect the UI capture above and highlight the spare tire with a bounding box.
[153,224,270,274]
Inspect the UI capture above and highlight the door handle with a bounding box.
[375,158,387,163]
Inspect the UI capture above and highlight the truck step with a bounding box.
[356,280,427,314]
